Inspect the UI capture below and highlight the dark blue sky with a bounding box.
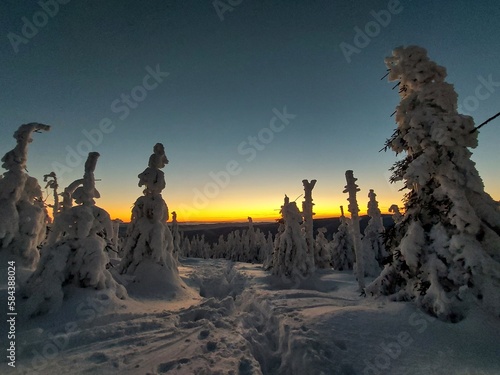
[1,0,499,221]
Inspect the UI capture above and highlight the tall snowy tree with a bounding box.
[389,204,403,224]
[331,206,354,271]
[344,170,365,289]
[367,46,500,321]
[170,211,181,262]
[118,143,180,296]
[259,231,274,264]
[272,194,314,281]
[242,216,257,262]
[361,189,386,276]
[43,171,60,220]
[302,179,317,263]
[23,152,126,316]
[0,123,50,268]
[314,227,332,269]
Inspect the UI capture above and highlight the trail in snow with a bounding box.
[3,258,500,375]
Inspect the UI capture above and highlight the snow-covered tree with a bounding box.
[229,230,242,261]
[302,179,317,263]
[361,189,386,276]
[189,234,211,259]
[180,233,192,258]
[0,123,50,268]
[367,46,500,321]
[331,206,354,271]
[240,217,256,262]
[171,211,181,261]
[257,230,273,263]
[389,204,403,224]
[314,227,332,269]
[213,234,227,259]
[43,171,59,219]
[109,218,123,259]
[23,152,126,316]
[272,195,314,281]
[343,170,365,289]
[118,143,179,287]
[265,215,285,271]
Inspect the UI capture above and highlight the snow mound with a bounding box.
[119,258,196,301]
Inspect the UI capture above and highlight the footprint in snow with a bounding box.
[87,352,109,363]
[198,329,210,339]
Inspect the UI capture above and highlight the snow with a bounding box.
[3,257,500,374]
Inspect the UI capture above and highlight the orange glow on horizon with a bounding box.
[104,201,403,223]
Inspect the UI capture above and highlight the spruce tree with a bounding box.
[367,46,500,321]
[0,123,50,268]
[331,206,354,271]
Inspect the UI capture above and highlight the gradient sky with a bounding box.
[1,0,499,222]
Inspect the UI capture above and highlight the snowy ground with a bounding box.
[2,257,500,375]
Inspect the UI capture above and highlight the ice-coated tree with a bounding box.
[256,230,272,263]
[180,233,192,258]
[302,179,317,263]
[367,46,500,321]
[314,227,332,269]
[265,214,285,271]
[239,217,255,262]
[171,211,181,261]
[361,189,386,276]
[272,194,314,280]
[194,234,211,259]
[43,171,59,219]
[344,171,365,289]
[118,143,177,276]
[0,123,50,268]
[388,204,403,224]
[23,152,126,316]
[330,206,354,271]
[213,234,227,259]
[109,218,123,259]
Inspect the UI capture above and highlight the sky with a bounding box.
[1,0,499,223]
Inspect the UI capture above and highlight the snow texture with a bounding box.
[6,257,500,375]
[367,46,500,321]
